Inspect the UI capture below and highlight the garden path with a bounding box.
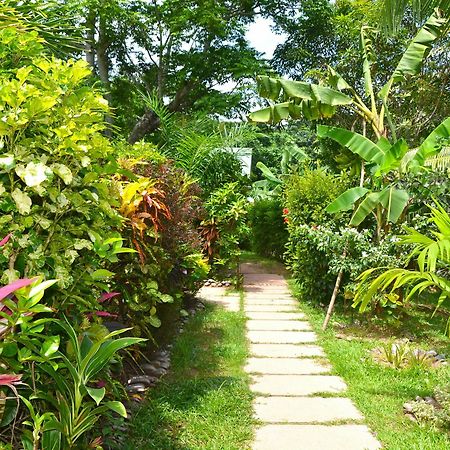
[241,262,381,450]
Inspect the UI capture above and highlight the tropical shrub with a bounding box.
[283,168,349,301]
[110,153,208,338]
[0,25,124,317]
[0,274,143,449]
[249,199,288,261]
[201,182,249,280]
[284,168,348,227]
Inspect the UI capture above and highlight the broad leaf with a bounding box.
[326,187,370,213]
[317,125,385,165]
[257,76,282,101]
[91,269,114,281]
[42,335,60,358]
[379,9,448,100]
[378,187,409,223]
[413,117,450,166]
[256,162,281,184]
[279,79,352,106]
[86,386,105,406]
[248,102,290,124]
[104,401,127,418]
[376,138,409,175]
[350,192,381,226]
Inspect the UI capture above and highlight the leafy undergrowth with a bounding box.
[290,281,450,450]
[126,304,253,450]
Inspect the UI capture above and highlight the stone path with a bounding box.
[241,263,381,450]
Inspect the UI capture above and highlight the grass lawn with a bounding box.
[126,303,254,450]
[289,281,450,450]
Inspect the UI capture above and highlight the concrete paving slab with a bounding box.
[250,374,347,396]
[250,344,325,358]
[246,312,306,321]
[254,397,363,423]
[247,331,317,344]
[245,287,291,293]
[253,424,381,450]
[245,298,297,306]
[247,320,311,331]
[245,304,298,312]
[245,358,329,375]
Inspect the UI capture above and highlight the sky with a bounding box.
[246,17,286,58]
[216,17,285,94]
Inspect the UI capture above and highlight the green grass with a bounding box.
[126,304,254,450]
[289,281,450,450]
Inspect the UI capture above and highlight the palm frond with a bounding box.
[1,0,83,56]
[381,0,450,35]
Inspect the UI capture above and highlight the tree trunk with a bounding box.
[128,110,161,144]
[128,81,195,144]
[85,9,96,68]
[97,16,113,133]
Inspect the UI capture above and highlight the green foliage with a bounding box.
[283,169,350,301]
[409,385,450,430]
[0,25,123,315]
[354,202,450,324]
[201,182,249,279]
[284,168,348,226]
[0,278,142,449]
[23,321,144,449]
[251,8,448,144]
[248,199,288,261]
[110,152,207,338]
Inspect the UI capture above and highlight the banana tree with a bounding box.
[322,117,450,239]
[249,9,448,142]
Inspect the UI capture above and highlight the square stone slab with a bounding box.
[250,374,347,396]
[253,424,381,450]
[245,358,329,375]
[247,331,317,344]
[247,320,311,331]
[246,299,297,306]
[245,304,298,312]
[254,397,363,423]
[246,312,306,321]
[250,344,325,358]
[245,287,291,294]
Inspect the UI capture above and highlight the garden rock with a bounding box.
[127,375,157,387]
[126,383,147,393]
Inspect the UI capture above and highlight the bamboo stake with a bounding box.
[322,250,346,330]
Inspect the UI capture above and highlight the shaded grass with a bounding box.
[289,280,450,450]
[126,304,254,450]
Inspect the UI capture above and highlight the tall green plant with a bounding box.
[320,117,450,239]
[249,9,448,141]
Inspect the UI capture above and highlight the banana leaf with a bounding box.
[326,187,369,213]
[379,9,448,101]
[317,125,386,165]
